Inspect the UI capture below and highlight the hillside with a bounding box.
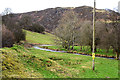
[1,30,118,78]
[25,30,55,44]
[3,6,120,31]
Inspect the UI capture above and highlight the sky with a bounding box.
[0,0,120,14]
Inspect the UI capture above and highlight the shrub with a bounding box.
[2,25,15,47]
[13,29,26,43]
[29,23,45,33]
[2,14,26,47]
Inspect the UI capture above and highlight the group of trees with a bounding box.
[54,10,120,59]
[2,24,15,47]
[2,9,26,47]
[2,8,45,47]
[108,11,120,59]
[19,14,45,33]
[53,10,80,49]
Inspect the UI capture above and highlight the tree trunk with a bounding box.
[85,46,88,52]
[80,46,82,51]
[116,48,120,60]
[65,46,67,49]
[116,52,119,60]
[83,46,85,51]
[95,46,97,52]
[71,35,75,50]
[91,45,93,52]
[68,43,70,50]
[106,48,109,53]
[71,43,74,50]
[113,49,115,54]
[71,46,73,50]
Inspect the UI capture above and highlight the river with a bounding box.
[33,45,116,60]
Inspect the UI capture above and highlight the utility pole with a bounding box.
[92,0,96,71]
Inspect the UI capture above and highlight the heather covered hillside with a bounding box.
[3,6,120,31]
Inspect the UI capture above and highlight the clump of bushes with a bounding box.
[2,14,26,48]
[29,23,45,33]
[19,15,45,33]
[2,25,15,47]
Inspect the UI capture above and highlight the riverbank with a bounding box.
[38,45,116,59]
[33,46,115,59]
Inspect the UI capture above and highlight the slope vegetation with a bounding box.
[1,30,118,78]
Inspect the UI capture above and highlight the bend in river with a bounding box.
[33,45,115,60]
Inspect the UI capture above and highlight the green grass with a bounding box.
[25,30,55,44]
[1,46,43,78]
[46,46,116,57]
[28,48,118,78]
[2,30,118,78]
[2,45,118,78]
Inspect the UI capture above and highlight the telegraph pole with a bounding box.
[92,0,96,71]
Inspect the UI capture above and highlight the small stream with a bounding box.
[33,45,115,60]
[34,46,66,53]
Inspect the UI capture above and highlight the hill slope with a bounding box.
[1,30,118,78]
[25,30,55,44]
[4,6,120,31]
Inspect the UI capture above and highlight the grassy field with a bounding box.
[25,30,55,44]
[2,45,118,78]
[1,30,119,78]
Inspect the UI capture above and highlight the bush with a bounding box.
[2,14,26,47]
[2,25,15,47]
[13,29,26,43]
[29,23,45,33]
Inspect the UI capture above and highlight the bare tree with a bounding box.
[78,20,107,52]
[108,11,120,59]
[2,25,15,47]
[2,8,12,16]
[79,20,93,51]
[53,10,80,50]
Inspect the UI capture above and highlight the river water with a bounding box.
[33,45,115,60]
